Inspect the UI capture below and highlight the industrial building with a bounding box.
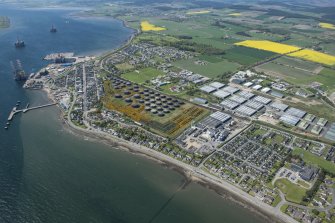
[220,99,239,110]
[209,82,225,89]
[244,100,264,111]
[237,91,255,99]
[200,85,216,93]
[200,111,231,129]
[279,114,300,126]
[221,86,240,94]
[311,125,323,135]
[298,121,309,130]
[269,102,288,111]
[317,118,328,127]
[304,114,316,122]
[325,123,335,141]
[210,111,232,123]
[229,95,247,104]
[253,95,272,105]
[285,107,306,119]
[235,105,257,116]
[213,90,231,99]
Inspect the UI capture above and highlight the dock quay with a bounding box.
[7,102,57,122]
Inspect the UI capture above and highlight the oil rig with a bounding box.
[11,60,27,81]
[50,25,57,33]
[14,37,25,48]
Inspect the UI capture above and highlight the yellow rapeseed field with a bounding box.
[319,22,335,30]
[234,40,301,54]
[288,49,335,66]
[140,21,166,32]
[186,10,211,15]
[228,13,242,16]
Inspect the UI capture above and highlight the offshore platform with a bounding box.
[14,37,25,48]
[50,25,57,33]
[11,60,27,81]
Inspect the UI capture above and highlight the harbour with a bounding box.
[7,102,57,122]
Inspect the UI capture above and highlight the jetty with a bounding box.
[7,102,57,121]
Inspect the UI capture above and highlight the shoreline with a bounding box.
[60,107,288,223]
[37,11,296,223]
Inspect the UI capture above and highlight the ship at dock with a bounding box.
[50,25,57,33]
[11,60,27,81]
[14,37,25,48]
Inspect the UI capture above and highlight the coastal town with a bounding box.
[15,1,335,223]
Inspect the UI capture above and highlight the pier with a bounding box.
[7,102,57,122]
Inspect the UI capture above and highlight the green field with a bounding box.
[115,63,134,71]
[257,62,315,83]
[274,56,321,72]
[293,148,335,175]
[321,43,335,55]
[258,62,335,93]
[222,46,276,65]
[121,67,164,84]
[282,33,320,48]
[173,58,241,78]
[275,178,307,204]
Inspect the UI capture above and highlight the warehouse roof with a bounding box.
[213,90,231,99]
[229,95,247,104]
[235,105,257,116]
[286,107,306,118]
[325,124,335,141]
[220,99,240,110]
[244,100,264,111]
[209,82,225,89]
[280,114,300,126]
[237,91,255,99]
[253,95,272,105]
[222,86,240,94]
[269,102,288,111]
[210,111,232,123]
[200,85,216,93]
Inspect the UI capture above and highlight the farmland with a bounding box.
[173,58,241,78]
[234,40,301,54]
[319,22,335,30]
[141,21,166,32]
[288,49,335,66]
[222,46,275,65]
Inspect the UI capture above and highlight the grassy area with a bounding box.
[222,46,276,65]
[257,62,315,83]
[275,178,307,204]
[272,195,282,207]
[274,56,321,72]
[280,204,289,213]
[173,58,241,78]
[115,63,134,71]
[292,148,335,175]
[121,67,164,84]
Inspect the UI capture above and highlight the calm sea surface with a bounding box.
[0,4,269,223]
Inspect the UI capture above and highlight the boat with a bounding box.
[50,25,57,33]
[4,126,8,130]
[11,60,27,81]
[14,38,25,48]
